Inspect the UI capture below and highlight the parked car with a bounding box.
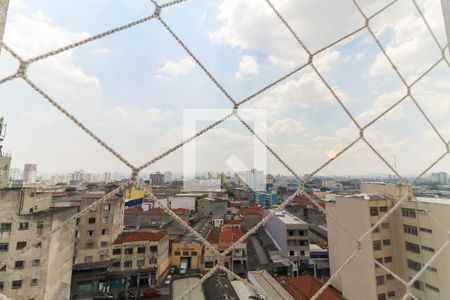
[117,291,136,299]
[164,274,172,286]
[142,288,161,298]
[169,265,177,274]
[93,292,114,300]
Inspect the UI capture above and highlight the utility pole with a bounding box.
[0,0,9,53]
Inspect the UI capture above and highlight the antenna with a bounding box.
[0,116,6,156]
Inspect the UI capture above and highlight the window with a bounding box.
[124,261,132,268]
[386,274,394,280]
[383,239,391,246]
[428,266,437,272]
[125,248,133,255]
[14,261,24,269]
[421,245,435,252]
[75,230,80,239]
[84,256,93,263]
[372,225,380,233]
[0,281,3,290]
[403,224,418,235]
[174,251,180,256]
[183,251,189,256]
[376,275,385,286]
[405,242,420,254]
[419,227,432,233]
[387,291,395,298]
[375,258,383,267]
[373,240,382,251]
[76,217,81,225]
[407,259,421,271]
[87,230,95,237]
[102,217,108,224]
[30,279,38,286]
[137,259,145,267]
[379,206,388,212]
[18,222,29,230]
[192,251,198,256]
[377,294,386,300]
[137,246,146,254]
[11,280,22,289]
[101,228,109,235]
[32,259,40,267]
[384,256,392,263]
[381,223,390,229]
[0,243,8,252]
[103,204,111,211]
[112,248,121,255]
[0,223,11,232]
[36,220,44,232]
[412,280,424,291]
[289,251,295,256]
[16,241,27,250]
[370,207,379,216]
[205,262,214,268]
[86,241,95,249]
[288,230,295,236]
[88,218,96,224]
[402,208,416,218]
[0,265,5,271]
[425,283,440,292]
[101,241,108,248]
[150,246,158,253]
[89,206,96,212]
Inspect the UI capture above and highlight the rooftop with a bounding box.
[203,273,239,300]
[416,197,450,205]
[344,193,386,200]
[267,209,307,225]
[113,231,167,244]
[248,270,294,300]
[180,217,212,243]
[277,275,343,300]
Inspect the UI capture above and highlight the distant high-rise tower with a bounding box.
[431,172,448,185]
[150,172,164,185]
[0,0,9,54]
[23,163,37,184]
[164,171,172,183]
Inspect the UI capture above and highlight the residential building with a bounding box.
[164,171,172,183]
[22,164,37,185]
[0,153,10,189]
[239,206,264,231]
[149,172,164,186]
[171,217,211,272]
[197,197,228,218]
[110,231,170,286]
[327,182,450,300]
[0,187,77,300]
[264,209,310,273]
[54,192,124,264]
[204,225,247,276]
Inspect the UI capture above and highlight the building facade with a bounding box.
[22,164,37,185]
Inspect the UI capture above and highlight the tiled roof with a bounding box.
[219,226,244,249]
[206,228,221,244]
[113,231,168,244]
[148,207,166,214]
[240,206,264,216]
[295,195,325,209]
[125,207,143,213]
[277,275,342,300]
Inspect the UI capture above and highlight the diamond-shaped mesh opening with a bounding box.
[0,0,449,299]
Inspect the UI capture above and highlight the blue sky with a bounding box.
[1,0,449,178]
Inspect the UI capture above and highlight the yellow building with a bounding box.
[124,185,152,200]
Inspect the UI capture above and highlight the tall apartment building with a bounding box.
[327,182,450,300]
[264,209,310,274]
[0,187,77,300]
[430,172,447,185]
[0,153,10,189]
[149,172,164,186]
[54,192,124,264]
[22,164,37,185]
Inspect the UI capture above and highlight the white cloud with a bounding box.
[92,48,110,56]
[269,118,304,136]
[235,55,259,79]
[355,52,365,61]
[368,0,444,82]
[111,107,174,132]
[156,57,195,80]
[210,0,363,69]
